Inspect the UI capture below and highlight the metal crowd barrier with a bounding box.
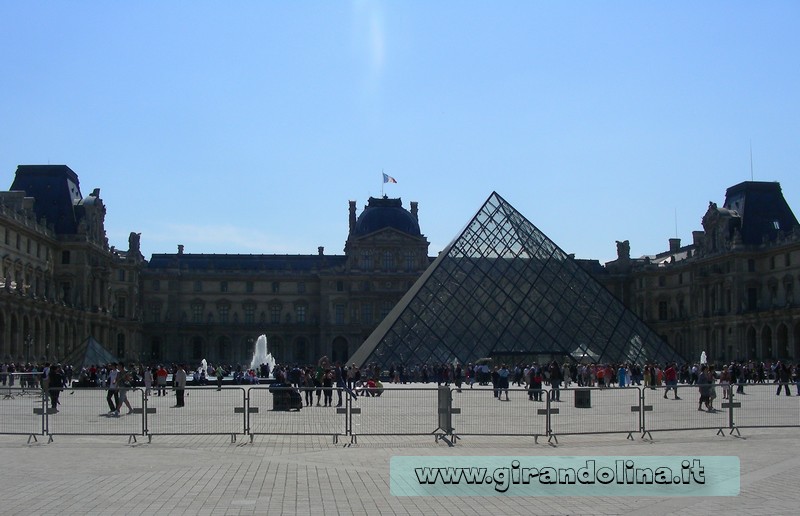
[727,383,800,430]
[1,383,798,445]
[145,387,247,443]
[546,387,641,442]
[450,387,546,442]
[349,387,442,442]
[0,387,46,442]
[46,387,145,443]
[248,386,346,443]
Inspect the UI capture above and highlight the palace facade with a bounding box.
[582,181,800,364]
[2,165,799,366]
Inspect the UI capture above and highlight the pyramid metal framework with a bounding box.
[349,192,684,367]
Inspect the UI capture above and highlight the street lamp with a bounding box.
[25,334,32,365]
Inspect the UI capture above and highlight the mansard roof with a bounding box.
[723,181,799,245]
[9,165,83,234]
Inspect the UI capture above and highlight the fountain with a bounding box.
[700,351,707,365]
[249,334,276,376]
[198,358,208,377]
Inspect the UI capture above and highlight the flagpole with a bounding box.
[381,169,384,197]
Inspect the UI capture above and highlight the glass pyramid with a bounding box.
[349,192,684,367]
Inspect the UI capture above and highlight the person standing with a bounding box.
[776,362,792,396]
[216,365,225,391]
[48,364,65,412]
[143,367,153,398]
[156,365,168,396]
[174,365,187,407]
[663,363,680,399]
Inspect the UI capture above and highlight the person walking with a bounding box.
[116,364,134,415]
[174,365,187,407]
[106,362,119,416]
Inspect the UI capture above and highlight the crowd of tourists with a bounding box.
[4,358,799,416]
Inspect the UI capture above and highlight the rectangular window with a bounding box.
[193,281,202,292]
[658,276,666,287]
[118,270,125,281]
[297,282,306,294]
[361,303,373,325]
[152,279,160,291]
[61,250,70,264]
[149,303,161,323]
[246,281,254,293]
[786,253,791,267]
[244,304,255,324]
[272,281,280,293]
[405,252,415,271]
[658,301,668,321]
[747,288,758,311]
[336,281,344,292]
[296,306,306,323]
[747,259,755,273]
[220,281,228,292]
[362,252,372,270]
[219,305,229,323]
[117,298,126,318]
[270,305,281,324]
[770,256,775,270]
[383,252,394,270]
[192,304,203,323]
[26,238,31,254]
[335,304,345,325]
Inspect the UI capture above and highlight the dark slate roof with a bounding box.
[9,165,83,234]
[353,196,421,237]
[723,181,799,246]
[146,253,347,272]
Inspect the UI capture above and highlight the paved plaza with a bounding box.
[1,383,799,515]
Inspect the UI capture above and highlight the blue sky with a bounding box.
[2,1,799,263]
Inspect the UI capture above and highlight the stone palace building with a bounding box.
[1,164,798,366]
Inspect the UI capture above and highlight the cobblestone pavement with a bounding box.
[1,384,798,515]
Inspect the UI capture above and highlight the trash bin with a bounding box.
[574,388,591,408]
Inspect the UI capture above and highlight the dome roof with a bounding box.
[353,197,421,237]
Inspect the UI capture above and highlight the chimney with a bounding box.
[178,245,184,255]
[349,200,357,233]
[669,238,681,252]
[692,231,705,247]
[410,201,418,221]
[318,246,324,256]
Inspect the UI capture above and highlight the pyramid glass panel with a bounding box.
[349,192,684,368]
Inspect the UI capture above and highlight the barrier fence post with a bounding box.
[434,387,458,446]
[721,388,742,437]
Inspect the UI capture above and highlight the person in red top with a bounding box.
[664,363,680,399]
[156,365,168,396]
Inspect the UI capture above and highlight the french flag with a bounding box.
[383,172,397,184]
